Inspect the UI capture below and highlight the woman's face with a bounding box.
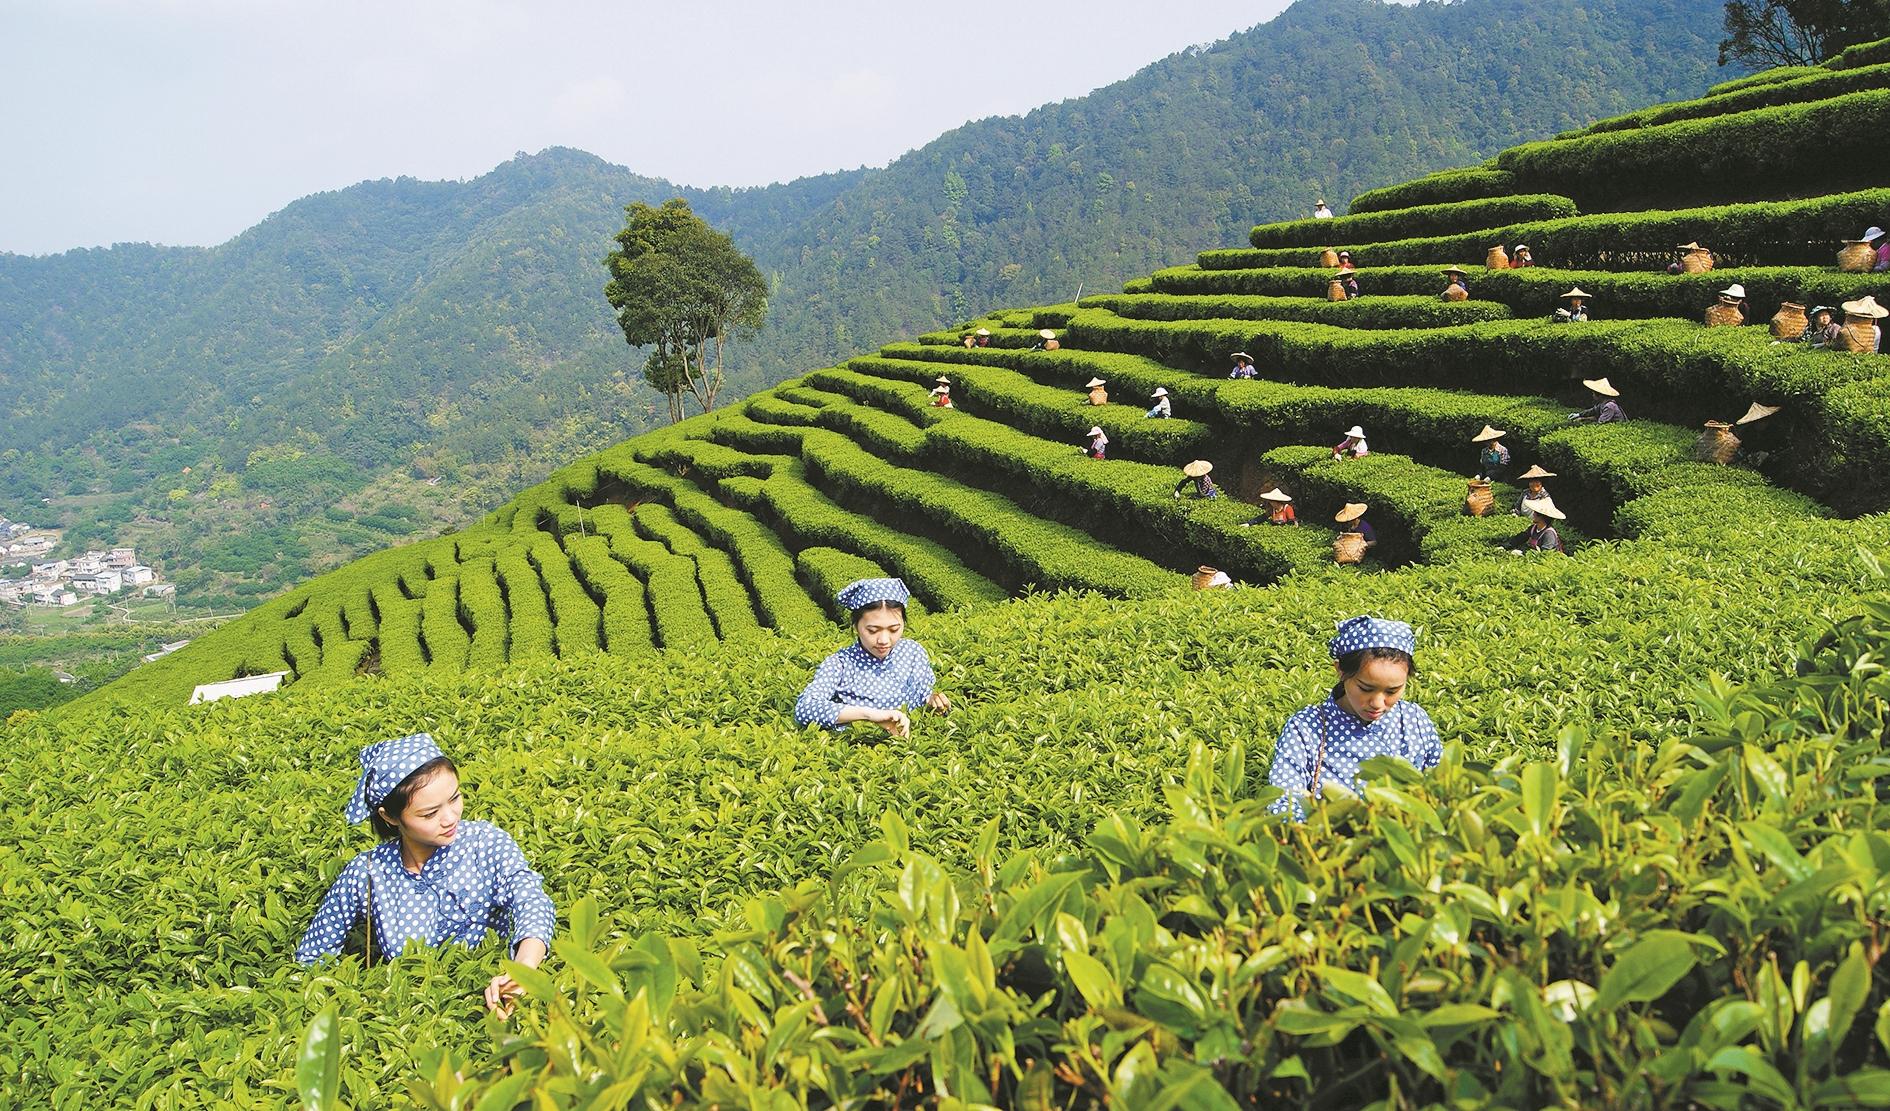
[1334,656,1409,723]
[384,768,463,849]
[855,607,905,659]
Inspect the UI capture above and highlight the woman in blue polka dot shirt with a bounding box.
[1266,617,1443,821]
[794,578,951,739]
[295,733,556,1016]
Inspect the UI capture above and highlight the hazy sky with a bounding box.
[0,0,1298,256]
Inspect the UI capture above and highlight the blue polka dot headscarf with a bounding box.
[837,578,910,615]
[345,732,446,824]
[1328,616,1417,660]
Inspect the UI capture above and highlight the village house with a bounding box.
[107,547,138,569]
[29,585,79,607]
[124,565,156,586]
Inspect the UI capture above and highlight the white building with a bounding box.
[107,547,138,569]
[30,560,66,581]
[71,569,124,595]
[123,565,156,585]
[189,672,287,704]
[141,639,191,663]
[29,586,79,607]
[142,583,177,598]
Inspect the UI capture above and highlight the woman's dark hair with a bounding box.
[851,599,907,625]
[371,756,457,841]
[1330,647,1415,700]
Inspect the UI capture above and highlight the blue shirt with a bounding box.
[1266,697,1442,820]
[794,638,936,729]
[295,820,555,964]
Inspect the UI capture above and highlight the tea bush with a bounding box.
[1346,168,1516,215]
[1247,194,1577,249]
[1568,62,1890,136]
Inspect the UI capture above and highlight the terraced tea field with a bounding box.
[12,38,1890,1110]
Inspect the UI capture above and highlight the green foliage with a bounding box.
[1345,167,1517,215]
[1249,193,1578,249]
[1569,61,1890,135]
[1086,291,1514,329]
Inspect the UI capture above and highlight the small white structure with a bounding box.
[29,586,79,607]
[124,565,156,585]
[141,639,191,663]
[143,583,177,598]
[189,672,287,705]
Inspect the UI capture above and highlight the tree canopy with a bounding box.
[1718,0,1890,67]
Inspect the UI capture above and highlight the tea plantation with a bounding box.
[8,43,1890,1108]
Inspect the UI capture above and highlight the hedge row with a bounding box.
[1495,88,1890,208]
[1571,62,1890,137]
[419,575,470,673]
[1198,188,1890,271]
[775,384,847,410]
[920,414,1334,585]
[1248,194,1577,249]
[1703,64,1823,96]
[337,582,375,642]
[798,426,1180,597]
[1346,167,1515,215]
[494,551,555,661]
[1054,307,1890,514]
[603,455,828,635]
[457,558,508,670]
[793,546,929,623]
[526,534,602,657]
[562,533,659,655]
[1149,262,1890,322]
[1082,291,1513,329]
[630,503,765,641]
[370,582,424,675]
[584,508,717,653]
[847,354,1213,461]
[1829,35,1890,69]
[1261,446,1525,565]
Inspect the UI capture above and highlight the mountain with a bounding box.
[0,0,1725,607]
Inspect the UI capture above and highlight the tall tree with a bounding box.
[603,199,768,421]
[1718,0,1890,67]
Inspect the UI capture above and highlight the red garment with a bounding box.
[1272,504,1297,524]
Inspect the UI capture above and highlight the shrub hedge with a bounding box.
[419,575,470,674]
[1261,446,1524,564]
[495,551,555,662]
[1249,194,1577,249]
[630,503,765,642]
[1570,62,1890,137]
[457,558,509,669]
[1346,168,1516,215]
[527,534,602,657]
[1703,65,1824,96]
[1083,291,1513,329]
[564,534,657,655]
[793,546,929,623]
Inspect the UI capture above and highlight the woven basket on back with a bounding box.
[1838,315,1879,353]
[1465,480,1494,517]
[1838,243,1875,272]
[1326,279,1347,302]
[1484,245,1509,270]
[1679,248,1715,274]
[1442,284,1469,302]
[1318,248,1340,268]
[1694,422,1740,465]
[1770,302,1807,340]
[1705,302,1744,327]
[1333,531,1367,565]
[1191,566,1221,591]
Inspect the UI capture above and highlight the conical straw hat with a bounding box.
[935,375,952,385]
[1151,387,1169,397]
[1334,502,1368,523]
[1516,464,1557,480]
[1842,295,1887,319]
[1471,424,1506,442]
[974,327,991,336]
[1039,328,1057,339]
[1182,460,1213,478]
[1087,426,1104,437]
[1521,496,1565,520]
[1582,377,1619,397]
[1085,378,1105,388]
[1260,487,1293,502]
[1736,402,1781,426]
[1560,287,1591,299]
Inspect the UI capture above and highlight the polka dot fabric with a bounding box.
[1265,699,1443,821]
[294,821,556,964]
[344,732,445,824]
[793,639,936,730]
[835,578,910,613]
[1328,616,1416,660]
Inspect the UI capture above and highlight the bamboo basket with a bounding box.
[1043,338,1060,351]
[1318,248,1340,268]
[1326,279,1347,302]
[1694,422,1740,464]
[1465,480,1494,517]
[1442,284,1469,302]
[1704,302,1744,327]
[1191,566,1221,591]
[1333,532,1367,565]
[1679,247,1714,274]
[1838,243,1875,272]
[1837,315,1879,353]
[1484,245,1509,270]
[1770,302,1807,340]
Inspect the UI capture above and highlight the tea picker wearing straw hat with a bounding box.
[1173,459,1222,499]
[1242,487,1298,527]
[1033,328,1061,351]
[1570,378,1625,423]
[1553,288,1590,323]
[930,384,953,408]
[1146,387,1173,419]
[1334,501,1376,548]
[795,578,951,739]
[1085,377,1109,405]
[1472,424,1511,482]
[1313,199,1334,219]
[1265,616,1442,822]
[294,732,557,1018]
[1228,351,1258,379]
[1843,295,1886,353]
[1440,266,1470,302]
[1083,425,1109,460]
[1333,424,1369,460]
[1511,496,1567,554]
[1511,464,1556,516]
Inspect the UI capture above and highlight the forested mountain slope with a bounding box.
[0,0,1723,606]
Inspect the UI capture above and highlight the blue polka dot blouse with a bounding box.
[1266,697,1442,821]
[793,639,936,730]
[294,820,555,964]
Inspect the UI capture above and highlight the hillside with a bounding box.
[0,0,1726,608]
[8,37,1890,1106]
